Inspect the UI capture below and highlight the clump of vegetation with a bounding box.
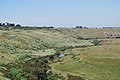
[67,74,84,80]
[54,46,68,52]
[1,56,66,80]
[9,67,27,80]
[23,58,51,80]
[47,73,65,80]
[92,39,101,46]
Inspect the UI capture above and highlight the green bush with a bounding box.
[10,67,27,80]
[92,39,101,46]
[10,68,22,77]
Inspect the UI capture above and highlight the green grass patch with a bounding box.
[50,42,120,80]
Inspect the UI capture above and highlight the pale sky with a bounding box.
[0,0,120,27]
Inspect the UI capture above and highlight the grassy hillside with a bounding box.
[0,29,94,55]
[57,28,120,39]
[0,28,93,79]
[50,39,120,80]
[0,28,120,79]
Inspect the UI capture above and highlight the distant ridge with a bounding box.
[103,27,120,28]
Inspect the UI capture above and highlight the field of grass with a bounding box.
[0,28,93,79]
[50,39,120,80]
[0,28,120,79]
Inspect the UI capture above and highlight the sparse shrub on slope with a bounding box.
[23,58,51,80]
[9,67,27,80]
[92,39,101,46]
[47,73,65,80]
[67,74,84,80]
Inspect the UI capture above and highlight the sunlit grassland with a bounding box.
[1,28,120,79]
[50,39,120,80]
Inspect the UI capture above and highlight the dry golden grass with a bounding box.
[0,52,17,64]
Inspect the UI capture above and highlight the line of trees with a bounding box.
[76,26,88,29]
[0,22,21,27]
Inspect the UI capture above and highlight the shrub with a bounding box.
[47,73,65,80]
[10,67,27,80]
[23,58,51,80]
[92,39,101,46]
[10,68,22,77]
[67,74,84,80]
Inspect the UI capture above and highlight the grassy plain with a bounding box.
[50,39,120,80]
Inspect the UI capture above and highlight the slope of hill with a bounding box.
[0,27,120,80]
[0,28,94,64]
[0,28,120,63]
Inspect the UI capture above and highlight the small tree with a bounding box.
[10,23,15,26]
[16,24,21,27]
[0,23,2,26]
[2,23,6,26]
[92,39,101,46]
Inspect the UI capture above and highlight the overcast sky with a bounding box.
[0,0,120,27]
